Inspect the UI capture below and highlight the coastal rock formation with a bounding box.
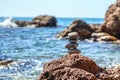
[100,0,120,39]
[91,32,118,42]
[39,67,96,80]
[97,65,120,80]
[32,15,57,27]
[38,54,120,80]
[15,15,57,27]
[89,24,101,32]
[38,54,100,80]
[15,21,30,27]
[56,19,93,39]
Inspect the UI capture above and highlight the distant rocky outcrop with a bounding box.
[100,0,120,39]
[32,15,57,27]
[15,15,57,27]
[56,19,93,40]
[38,54,120,80]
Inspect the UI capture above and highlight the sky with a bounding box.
[0,0,115,18]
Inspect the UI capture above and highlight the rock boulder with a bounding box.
[32,15,57,27]
[38,54,100,80]
[56,19,93,39]
[15,15,57,27]
[101,0,120,39]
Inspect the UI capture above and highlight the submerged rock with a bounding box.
[0,60,15,66]
[15,21,30,27]
[57,19,93,39]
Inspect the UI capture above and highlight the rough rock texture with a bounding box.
[38,54,120,80]
[89,24,101,32]
[15,15,57,27]
[97,65,120,80]
[100,0,120,39]
[57,20,93,39]
[38,54,100,80]
[39,67,96,80]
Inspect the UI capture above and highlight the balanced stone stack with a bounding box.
[65,32,81,54]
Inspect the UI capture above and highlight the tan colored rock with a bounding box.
[97,65,120,80]
[91,32,118,42]
[38,67,97,80]
[101,0,120,39]
[38,54,100,80]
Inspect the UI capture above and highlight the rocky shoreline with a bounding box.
[38,54,120,80]
[38,32,120,80]
[56,0,120,43]
[15,15,57,27]
[38,1,120,79]
[1,0,119,79]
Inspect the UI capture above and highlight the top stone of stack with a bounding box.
[68,32,78,39]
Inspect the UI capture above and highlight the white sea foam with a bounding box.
[0,17,18,28]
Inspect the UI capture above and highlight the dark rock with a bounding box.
[38,54,100,80]
[15,15,57,27]
[0,60,15,66]
[56,19,93,39]
[100,0,120,39]
[15,21,30,27]
[32,15,57,27]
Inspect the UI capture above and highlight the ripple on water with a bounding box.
[0,27,120,80]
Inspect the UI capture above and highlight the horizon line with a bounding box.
[0,15,104,19]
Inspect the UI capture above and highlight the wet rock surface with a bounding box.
[0,60,15,66]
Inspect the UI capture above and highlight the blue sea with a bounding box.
[0,17,120,80]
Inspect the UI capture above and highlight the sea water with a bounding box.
[0,17,120,80]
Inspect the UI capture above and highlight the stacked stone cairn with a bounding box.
[65,32,81,54]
